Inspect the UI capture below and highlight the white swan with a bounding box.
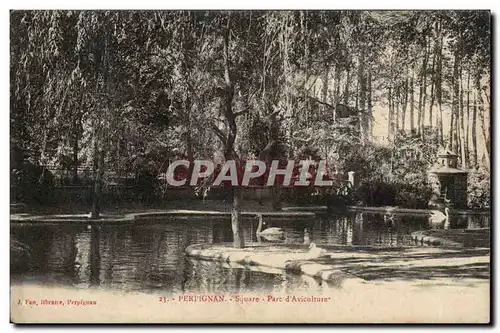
[256,214,284,241]
[429,207,450,225]
[308,243,327,258]
[303,228,311,245]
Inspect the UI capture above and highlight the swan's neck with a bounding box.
[256,216,262,235]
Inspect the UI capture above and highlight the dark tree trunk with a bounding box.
[334,65,341,105]
[472,93,478,167]
[410,68,415,133]
[449,49,460,152]
[72,117,79,184]
[395,85,400,135]
[367,69,373,138]
[428,37,437,128]
[465,71,471,166]
[222,14,245,248]
[420,37,429,138]
[322,65,329,104]
[459,67,466,167]
[476,75,490,167]
[344,67,350,106]
[91,140,104,219]
[429,19,441,131]
[436,31,444,145]
[417,76,423,136]
[388,86,393,141]
[448,111,455,151]
[358,49,366,145]
[401,76,408,133]
[355,78,359,111]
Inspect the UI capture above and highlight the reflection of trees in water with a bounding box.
[312,218,327,245]
[99,228,118,285]
[184,259,228,293]
[211,220,225,243]
[467,215,489,229]
[331,216,350,245]
[187,220,214,245]
[11,226,87,284]
[452,214,489,230]
[46,228,77,272]
[72,225,187,292]
[184,259,306,294]
[311,215,356,246]
[483,215,490,228]
[11,226,56,272]
[130,225,184,292]
[324,223,338,245]
[452,216,467,229]
[394,218,405,246]
[317,213,433,247]
[352,212,365,245]
[89,226,100,287]
[346,216,353,244]
[337,217,348,245]
[213,217,281,246]
[74,231,91,284]
[242,217,256,245]
[13,213,490,293]
[97,227,134,289]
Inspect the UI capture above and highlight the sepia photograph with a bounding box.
[9,9,491,324]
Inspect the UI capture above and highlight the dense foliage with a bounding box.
[10,10,490,210]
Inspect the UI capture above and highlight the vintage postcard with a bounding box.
[10,10,491,324]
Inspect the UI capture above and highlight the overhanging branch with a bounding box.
[211,123,228,144]
[303,95,334,109]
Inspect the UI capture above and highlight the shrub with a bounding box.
[354,176,433,209]
[467,167,490,209]
[11,162,55,204]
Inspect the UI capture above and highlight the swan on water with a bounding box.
[429,207,450,225]
[307,243,327,258]
[256,214,284,241]
[303,228,311,245]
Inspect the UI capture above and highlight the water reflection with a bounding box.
[11,212,489,294]
[89,226,100,287]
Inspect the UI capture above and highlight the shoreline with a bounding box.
[10,204,490,225]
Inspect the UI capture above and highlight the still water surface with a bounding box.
[11,212,489,294]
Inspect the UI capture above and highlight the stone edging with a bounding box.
[283,205,490,216]
[10,210,316,224]
[185,244,365,287]
[11,205,489,225]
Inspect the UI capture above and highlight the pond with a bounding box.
[10,212,490,295]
